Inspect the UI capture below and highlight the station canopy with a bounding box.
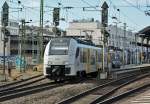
[138,26,150,38]
[138,26,150,47]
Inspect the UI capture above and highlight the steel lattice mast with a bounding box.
[38,0,44,63]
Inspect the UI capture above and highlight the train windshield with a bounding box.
[49,38,70,55]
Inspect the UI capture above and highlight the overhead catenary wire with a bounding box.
[80,0,97,9]
[120,11,143,29]
[123,0,145,13]
[1,0,149,31]
[108,0,143,30]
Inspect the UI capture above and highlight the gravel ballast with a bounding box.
[1,82,96,104]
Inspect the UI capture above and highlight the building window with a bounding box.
[10,50,18,55]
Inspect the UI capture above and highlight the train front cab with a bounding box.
[44,38,77,81]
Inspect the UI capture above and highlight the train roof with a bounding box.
[52,36,96,47]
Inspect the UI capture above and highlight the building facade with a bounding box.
[66,19,102,45]
[66,19,148,65]
[0,20,54,67]
[0,20,19,56]
[66,19,135,49]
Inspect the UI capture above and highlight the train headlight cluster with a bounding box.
[48,61,52,65]
[63,61,68,65]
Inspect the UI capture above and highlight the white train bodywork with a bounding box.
[43,37,102,80]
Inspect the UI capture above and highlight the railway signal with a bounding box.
[1,2,9,27]
[101,1,108,27]
[53,8,60,26]
[99,1,109,79]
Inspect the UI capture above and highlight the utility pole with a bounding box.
[1,2,9,81]
[31,28,35,65]
[38,0,44,63]
[135,33,138,64]
[123,23,126,66]
[115,22,118,48]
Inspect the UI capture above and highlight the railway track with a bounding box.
[0,82,64,102]
[57,73,150,104]
[98,80,150,104]
[0,77,91,102]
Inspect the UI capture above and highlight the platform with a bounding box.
[112,64,150,72]
[110,64,150,79]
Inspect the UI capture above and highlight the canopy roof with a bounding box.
[138,26,150,38]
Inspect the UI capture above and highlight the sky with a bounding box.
[0,0,150,32]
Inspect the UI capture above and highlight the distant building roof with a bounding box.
[71,18,99,23]
[25,25,54,36]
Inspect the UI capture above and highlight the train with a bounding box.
[43,37,145,81]
[43,37,104,81]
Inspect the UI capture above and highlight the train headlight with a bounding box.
[48,61,52,65]
[63,61,68,65]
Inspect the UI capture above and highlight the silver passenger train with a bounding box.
[43,37,103,81]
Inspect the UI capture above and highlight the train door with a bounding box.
[96,49,102,71]
[96,50,98,71]
[75,47,80,72]
[83,48,88,73]
[85,48,90,74]
[79,48,87,72]
[90,49,96,73]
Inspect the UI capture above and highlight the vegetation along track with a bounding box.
[0,74,43,90]
[58,73,150,104]
[0,75,45,93]
[0,77,89,102]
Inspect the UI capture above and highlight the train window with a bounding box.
[49,47,68,55]
[90,50,96,65]
[80,48,87,63]
[76,48,79,58]
[80,48,83,62]
[49,38,70,55]
[83,49,87,63]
